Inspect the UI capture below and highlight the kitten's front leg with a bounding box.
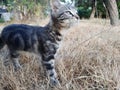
[42,54,59,86]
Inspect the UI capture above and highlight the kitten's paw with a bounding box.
[14,65,22,71]
[50,78,60,87]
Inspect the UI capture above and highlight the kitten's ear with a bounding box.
[50,0,64,12]
[71,0,75,7]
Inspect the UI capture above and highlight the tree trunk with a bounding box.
[90,0,97,19]
[103,0,119,25]
[103,2,109,19]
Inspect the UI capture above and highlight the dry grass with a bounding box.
[0,19,120,90]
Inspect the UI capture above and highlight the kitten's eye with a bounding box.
[65,11,72,15]
[66,10,75,16]
[59,14,64,20]
[60,14,64,17]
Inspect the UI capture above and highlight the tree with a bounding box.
[103,0,119,25]
[90,0,97,18]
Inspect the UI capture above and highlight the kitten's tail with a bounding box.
[0,34,5,49]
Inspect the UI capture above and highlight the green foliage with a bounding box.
[0,18,5,23]
[6,0,14,11]
[77,6,92,19]
[117,0,120,18]
[77,0,92,19]
[0,0,48,20]
[77,0,107,19]
[96,0,106,18]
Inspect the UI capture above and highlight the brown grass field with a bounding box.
[0,19,120,90]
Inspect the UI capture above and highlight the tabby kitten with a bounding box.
[0,0,79,86]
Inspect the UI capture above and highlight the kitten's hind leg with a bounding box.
[10,50,21,71]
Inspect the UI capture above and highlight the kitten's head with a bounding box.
[50,0,79,29]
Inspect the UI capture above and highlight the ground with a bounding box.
[0,19,120,90]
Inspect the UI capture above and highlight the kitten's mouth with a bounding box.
[63,15,79,23]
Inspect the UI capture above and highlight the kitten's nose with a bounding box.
[75,14,79,19]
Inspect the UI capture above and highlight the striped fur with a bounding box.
[0,0,79,86]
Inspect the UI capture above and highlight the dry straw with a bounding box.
[0,19,120,90]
